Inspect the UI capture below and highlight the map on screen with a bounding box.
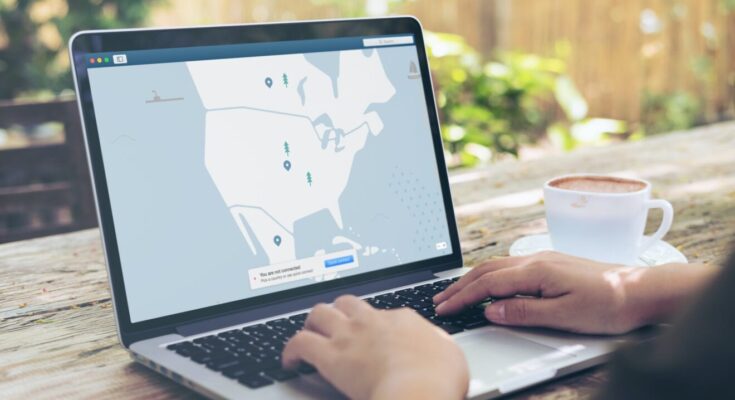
[87,39,453,322]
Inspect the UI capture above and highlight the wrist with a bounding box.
[371,370,466,400]
[621,263,717,328]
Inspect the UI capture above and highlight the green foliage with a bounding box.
[426,32,629,167]
[0,0,158,100]
[642,91,701,135]
[427,32,554,166]
[0,2,713,166]
[546,75,630,151]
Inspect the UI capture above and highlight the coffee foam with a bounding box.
[550,176,646,193]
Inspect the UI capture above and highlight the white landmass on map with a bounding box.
[186,49,395,264]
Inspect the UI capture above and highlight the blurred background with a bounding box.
[0,0,734,242]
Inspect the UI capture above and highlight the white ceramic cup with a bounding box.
[543,174,673,265]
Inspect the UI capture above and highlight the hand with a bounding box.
[433,251,714,334]
[282,295,468,400]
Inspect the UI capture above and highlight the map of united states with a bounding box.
[186,49,396,265]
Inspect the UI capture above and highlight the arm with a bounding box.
[620,261,716,327]
[282,295,468,400]
[434,251,717,334]
[597,250,735,399]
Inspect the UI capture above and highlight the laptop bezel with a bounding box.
[69,16,463,346]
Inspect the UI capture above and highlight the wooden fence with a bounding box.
[150,0,735,124]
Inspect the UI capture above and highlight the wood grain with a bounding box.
[1,122,734,399]
[149,0,735,124]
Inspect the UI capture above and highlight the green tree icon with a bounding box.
[282,73,289,88]
[306,171,312,186]
[284,141,290,157]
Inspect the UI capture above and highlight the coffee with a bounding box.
[549,176,645,194]
[544,174,673,264]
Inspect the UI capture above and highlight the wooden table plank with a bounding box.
[1,122,734,399]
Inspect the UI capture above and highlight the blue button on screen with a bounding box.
[324,255,354,268]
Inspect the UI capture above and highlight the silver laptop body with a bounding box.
[69,16,619,399]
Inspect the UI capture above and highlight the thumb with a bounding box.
[485,297,560,328]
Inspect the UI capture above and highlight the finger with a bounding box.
[304,303,348,337]
[433,256,526,304]
[484,297,563,328]
[282,330,333,370]
[435,267,544,315]
[333,295,373,318]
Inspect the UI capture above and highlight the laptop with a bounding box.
[69,16,619,399]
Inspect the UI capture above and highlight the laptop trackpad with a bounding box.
[457,328,574,386]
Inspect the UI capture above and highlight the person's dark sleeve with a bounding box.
[596,250,735,399]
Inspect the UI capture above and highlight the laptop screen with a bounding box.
[85,34,454,323]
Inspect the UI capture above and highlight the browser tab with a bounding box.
[363,35,414,47]
[112,54,128,64]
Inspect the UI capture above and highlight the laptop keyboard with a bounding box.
[166,277,489,389]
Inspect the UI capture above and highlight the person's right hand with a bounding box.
[282,295,468,400]
[433,251,713,334]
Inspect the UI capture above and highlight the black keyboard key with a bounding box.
[267,318,298,333]
[166,343,182,351]
[396,290,422,301]
[207,357,240,371]
[416,308,435,318]
[416,285,443,296]
[439,323,464,335]
[288,313,308,324]
[463,319,489,329]
[266,318,289,326]
[255,358,281,371]
[222,360,263,378]
[235,342,262,355]
[173,347,193,357]
[198,337,228,351]
[269,333,290,344]
[368,300,391,310]
[222,365,251,380]
[250,351,273,361]
[297,363,317,374]
[243,325,274,337]
[239,373,274,389]
[264,368,299,382]
[435,280,453,287]
[190,352,215,364]
[167,342,193,351]
[170,278,478,373]
[182,347,207,359]
[207,348,238,359]
[217,329,240,338]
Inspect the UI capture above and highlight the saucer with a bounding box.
[509,234,688,267]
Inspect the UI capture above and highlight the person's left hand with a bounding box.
[282,295,468,400]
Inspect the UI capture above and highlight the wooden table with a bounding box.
[2,122,734,399]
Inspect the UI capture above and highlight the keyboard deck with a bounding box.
[165,277,488,390]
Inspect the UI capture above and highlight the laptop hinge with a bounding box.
[176,269,436,337]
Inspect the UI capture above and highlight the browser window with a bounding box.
[85,34,453,323]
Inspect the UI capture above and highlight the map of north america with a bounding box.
[186,49,396,265]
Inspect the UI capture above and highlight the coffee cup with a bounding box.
[543,174,673,265]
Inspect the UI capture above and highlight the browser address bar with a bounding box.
[363,36,414,47]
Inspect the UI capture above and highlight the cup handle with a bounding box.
[638,199,674,256]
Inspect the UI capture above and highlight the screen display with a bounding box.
[85,34,453,323]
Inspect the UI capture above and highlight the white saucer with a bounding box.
[509,234,688,267]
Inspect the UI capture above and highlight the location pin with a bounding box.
[283,160,291,171]
[265,77,273,88]
[273,235,282,246]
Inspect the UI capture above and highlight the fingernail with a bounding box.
[432,294,442,303]
[486,303,505,323]
[435,302,446,314]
